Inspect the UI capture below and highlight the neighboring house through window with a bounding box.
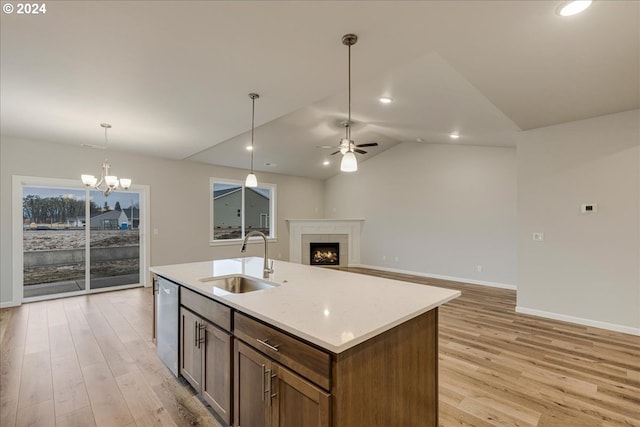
[210,178,276,244]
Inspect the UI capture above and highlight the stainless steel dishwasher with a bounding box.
[157,277,179,376]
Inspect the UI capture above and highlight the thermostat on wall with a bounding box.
[581,203,598,214]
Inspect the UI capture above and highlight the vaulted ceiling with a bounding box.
[1,1,638,179]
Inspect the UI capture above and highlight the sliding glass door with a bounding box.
[22,186,87,298]
[88,190,140,290]
[21,182,145,301]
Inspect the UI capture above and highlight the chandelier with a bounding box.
[81,123,131,196]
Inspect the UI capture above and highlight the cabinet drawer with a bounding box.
[234,312,331,391]
[180,287,231,332]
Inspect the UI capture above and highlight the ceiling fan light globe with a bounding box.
[341,152,358,172]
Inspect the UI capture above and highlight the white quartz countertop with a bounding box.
[150,257,460,353]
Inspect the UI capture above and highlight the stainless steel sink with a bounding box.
[199,276,275,293]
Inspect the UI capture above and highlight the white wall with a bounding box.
[324,142,517,287]
[516,110,640,334]
[0,137,324,306]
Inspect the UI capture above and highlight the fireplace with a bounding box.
[310,242,340,266]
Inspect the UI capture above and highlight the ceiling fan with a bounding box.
[318,121,379,155]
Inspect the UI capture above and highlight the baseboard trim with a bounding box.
[349,264,517,290]
[516,306,640,336]
[0,300,20,309]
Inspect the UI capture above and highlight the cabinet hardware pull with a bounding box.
[270,373,277,406]
[261,364,266,402]
[267,370,274,407]
[265,368,272,403]
[198,323,206,348]
[194,321,198,347]
[256,338,280,352]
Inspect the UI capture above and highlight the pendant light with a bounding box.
[81,123,131,196]
[340,33,358,173]
[245,93,259,187]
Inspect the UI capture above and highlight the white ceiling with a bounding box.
[1,1,638,180]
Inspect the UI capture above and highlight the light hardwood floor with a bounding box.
[1,269,639,427]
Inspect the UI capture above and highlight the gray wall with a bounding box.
[324,142,518,287]
[0,137,324,306]
[516,110,640,333]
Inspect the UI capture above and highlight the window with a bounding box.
[210,178,276,244]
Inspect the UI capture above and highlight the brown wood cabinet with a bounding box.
[234,341,330,427]
[233,309,438,427]
[180,307,202,390]
[180,288,233,425]
[164,279,440,427]
[234,341,271,427]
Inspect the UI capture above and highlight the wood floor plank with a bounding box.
[81,362,135,427]
[83,307,137,377]
[63,298,106,367]
[49,323,75,360]
[115,368,178,427]
[0,304,28,427]
[46,298,68,327]
[96,297,141,344]
[23,301,49,355]
[51,353,91,417]
[17,351,53,410]
[56,405,97,427]
[15,399,55,427]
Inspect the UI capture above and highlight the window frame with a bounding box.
[209,177,277,246]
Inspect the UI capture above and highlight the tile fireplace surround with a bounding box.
[286,219,364,267]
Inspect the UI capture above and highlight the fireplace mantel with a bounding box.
[286,219,364,265]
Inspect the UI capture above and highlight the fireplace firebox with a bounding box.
[310,242,340,266]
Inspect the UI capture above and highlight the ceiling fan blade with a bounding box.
[330,150,341,155]
[316,145,337,149]
[356,142,378,148]
[354,149,367,155]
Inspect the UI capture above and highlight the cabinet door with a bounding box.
[235,341,271,427]
[202,321,233,425]
[272,364,331,427]
[180,308,202,392]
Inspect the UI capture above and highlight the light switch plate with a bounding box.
[533,232,544,241]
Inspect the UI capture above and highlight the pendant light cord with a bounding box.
[250,96,255,173]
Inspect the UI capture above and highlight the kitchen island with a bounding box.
[151,257,460,427]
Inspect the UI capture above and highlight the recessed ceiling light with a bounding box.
[449,133,460,140]
[323,160,330,166]
[379,97,393,104]
[558,0,592,16]
[246,145,253,151]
